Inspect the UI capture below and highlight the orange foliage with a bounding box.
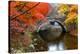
[10,1,52,26]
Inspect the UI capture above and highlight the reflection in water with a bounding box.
[63,33,78,49]
[48,41,64,51]
[48,33,78,51]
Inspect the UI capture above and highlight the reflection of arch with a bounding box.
[50,20,66,33]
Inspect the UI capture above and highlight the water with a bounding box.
[47,33,78,51]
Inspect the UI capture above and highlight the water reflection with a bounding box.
[48,41,65,51]
[48,33,78,51]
